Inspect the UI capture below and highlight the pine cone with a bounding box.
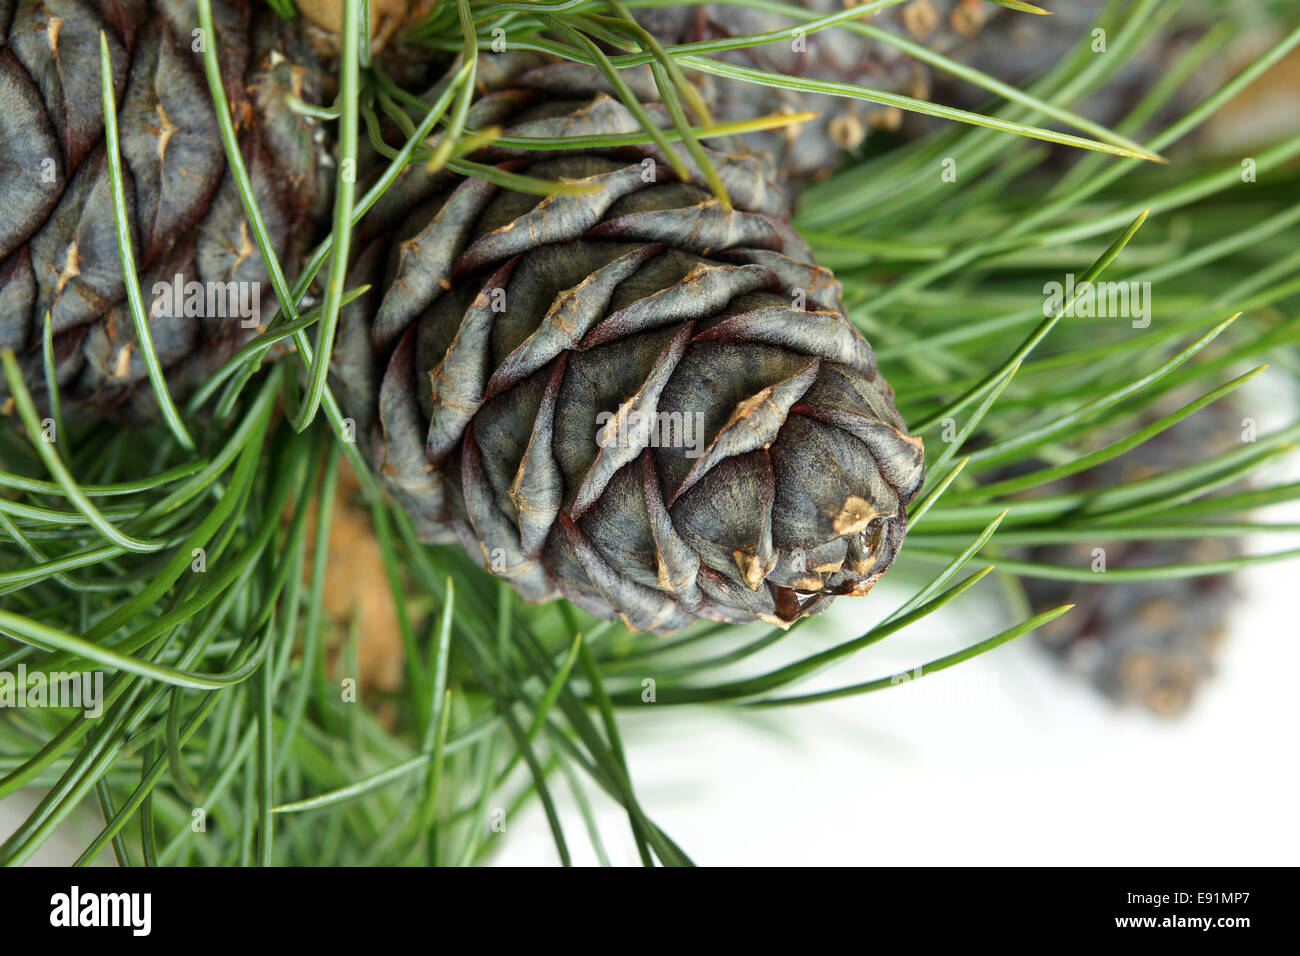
[1013,395,1244,716]
[636,0,989,188]
[339,58,927,632]
[0,0,328,421]
[929,0,1226,139]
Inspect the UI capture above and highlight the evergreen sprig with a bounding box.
[0,0,1296,866]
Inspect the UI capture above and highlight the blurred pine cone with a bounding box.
[339,57,927,632]
[0,0,328,420]
[928,0,1228,138]
[912,1,1265,714]
[1013,396,1245,716]
[635,0,990,188]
